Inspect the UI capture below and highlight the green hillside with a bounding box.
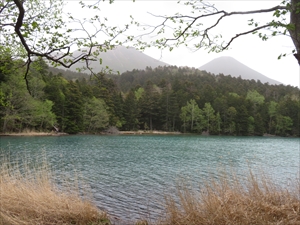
[1,57,298,137]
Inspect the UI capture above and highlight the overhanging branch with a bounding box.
[222,24,272,50]
[163,5,288,44]
[11,0,129,91]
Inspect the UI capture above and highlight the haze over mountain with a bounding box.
[69,46,169,74]
[65,48,282,86]
[199,56,282,85]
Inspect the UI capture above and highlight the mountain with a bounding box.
[68,46,169,74]
[199,56,282,85]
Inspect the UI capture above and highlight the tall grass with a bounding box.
[158,171,300,225]
[0,156,110,225]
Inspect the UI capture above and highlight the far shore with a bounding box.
[118,130,182,135]
[0,130,285,137]
[0,130,182,137]
[0,131,68,137]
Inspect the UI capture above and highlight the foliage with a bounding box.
[123,89,139,131]
[0,60,56,132]
[276,115,293,136]
[108,65,299,136]
[0,0,131,85]
[133,0,300,64]
[246,90,265,106]
[83,97,109,132]
[180,99,203,132]
[1,58,299,136]
[63,81,84,134]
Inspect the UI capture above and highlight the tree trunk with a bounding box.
[172,117,175,132]
[150,115,152,130]
[290,0,300,65]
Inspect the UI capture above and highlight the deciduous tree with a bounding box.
[202,102,215,134]
[83,97,109,132]
[135,0,300,65]
[0,0,129,87]
[180,99,202,132]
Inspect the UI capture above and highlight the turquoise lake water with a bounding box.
[0,135,299,223]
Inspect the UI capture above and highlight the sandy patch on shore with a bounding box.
[119,130,181,135]
[0,132,68,136]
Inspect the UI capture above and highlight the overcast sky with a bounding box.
[66,1,299,87]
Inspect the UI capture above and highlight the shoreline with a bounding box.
[0,130,288,137]
[118,130,182,135]
[0,130,182,136]
[0,132,69,137]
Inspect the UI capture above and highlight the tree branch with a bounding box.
[10,0,129,90]
[163,5,288,44]
[221,24,272,50]
[0,1,13,14]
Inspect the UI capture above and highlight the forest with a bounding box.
[1,56,299,137]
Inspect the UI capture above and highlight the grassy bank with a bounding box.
[0,158,109,225]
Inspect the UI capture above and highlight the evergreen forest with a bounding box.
[1,56,299,137]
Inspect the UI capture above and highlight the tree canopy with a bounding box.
[0,0,130,84]
[134,0,300,65]
[0,56,299,136]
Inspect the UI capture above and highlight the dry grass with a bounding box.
[0,157,110,225]
[158,171,300,225]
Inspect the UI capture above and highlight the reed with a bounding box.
[158,170,300,225]
[0,156,110,225]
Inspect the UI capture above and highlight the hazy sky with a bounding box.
[66,1,299,87]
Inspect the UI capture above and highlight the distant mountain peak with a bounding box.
[69,45,168,74]
[199,56,282,85]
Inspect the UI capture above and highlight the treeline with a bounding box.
[1,57,299,136]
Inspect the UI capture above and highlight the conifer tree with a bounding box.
[123,89,139,131]
[64,81,84,134]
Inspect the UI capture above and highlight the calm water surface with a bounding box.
[0,135,299,223]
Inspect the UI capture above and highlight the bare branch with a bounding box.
[0,1,12,14]
[24,58,32,95]
[0,23,14,27]
[222,24,272,50]
[13,0,27,51]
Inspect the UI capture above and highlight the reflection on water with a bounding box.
[0,135,299,222]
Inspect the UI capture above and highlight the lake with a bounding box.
[0,135,299,223]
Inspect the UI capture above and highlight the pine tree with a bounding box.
[236,106,249,136]
[44,75,68,131]
[64,81,84,134]
[123,89,139,131]
[254,113,264,136]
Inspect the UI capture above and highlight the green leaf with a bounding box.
[32,21,38,29]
